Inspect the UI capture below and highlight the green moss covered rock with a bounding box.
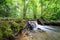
[0,19,26,39]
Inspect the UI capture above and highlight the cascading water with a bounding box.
[29,21,60,32]
[28,21,60,40]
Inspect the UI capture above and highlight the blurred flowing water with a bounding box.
[30,21,60,40]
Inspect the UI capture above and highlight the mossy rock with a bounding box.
[0,19,26,39]
[0,21,13,39]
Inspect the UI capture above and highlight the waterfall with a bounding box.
[28,21,59,32]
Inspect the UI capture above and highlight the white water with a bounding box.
[29,21,60,32]
[28,21,60,40]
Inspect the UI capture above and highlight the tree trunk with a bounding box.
[34,13,36,19]
[23,0,26,19]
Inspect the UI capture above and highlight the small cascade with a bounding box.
[15,20,60,40]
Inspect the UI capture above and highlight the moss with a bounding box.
[0,30,3,40]
[0,21,13,40]
[11,19,26,32]
[20,20,26,27]
[11,21,20,33]
[0,19,26,39]
[4,28,13,36]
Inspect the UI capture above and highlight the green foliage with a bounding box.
[0,0,6,5]
[40,0,60,20]
[0,0,60,20]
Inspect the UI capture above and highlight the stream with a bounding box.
[29,21,60,40]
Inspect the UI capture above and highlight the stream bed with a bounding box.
[31,25,60,40]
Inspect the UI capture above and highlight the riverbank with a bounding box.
[0,18,60,40]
